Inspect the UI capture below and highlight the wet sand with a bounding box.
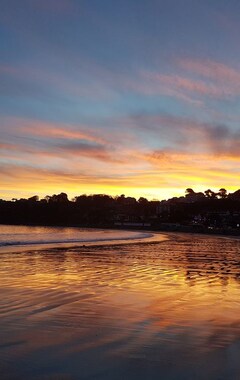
[0,232,240,379]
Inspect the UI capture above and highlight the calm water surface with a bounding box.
[0,226,240,379]
[0,225,155,248]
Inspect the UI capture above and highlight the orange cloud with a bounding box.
[20,123,107,145]
[1,114,240,201]
[1,145,239,202]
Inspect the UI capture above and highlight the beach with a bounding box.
[0,226,240,379]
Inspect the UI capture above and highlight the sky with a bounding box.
[1,0,240,201]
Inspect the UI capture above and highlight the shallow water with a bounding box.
[0,225,155,248]
[0,228,240,379]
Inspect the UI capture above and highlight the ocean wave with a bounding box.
[0,232,154,248]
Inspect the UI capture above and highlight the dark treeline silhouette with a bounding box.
[0,188,240,233]
[0,193,157,227]
[157,188,240,233]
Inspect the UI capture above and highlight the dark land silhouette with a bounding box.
[0,188,240,235]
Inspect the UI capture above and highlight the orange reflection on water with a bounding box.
[0,233,240,378]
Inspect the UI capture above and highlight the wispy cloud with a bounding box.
[178,58,240,84]
[1,147,239,201]
[0,117,143,171]
[112,112,240,159]
[20,121,107,145]
[5,52,240,108]
[138,58,240,104]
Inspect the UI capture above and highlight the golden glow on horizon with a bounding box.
[1,177,240,201]
[1,116,240,201]
[1,182,240,202]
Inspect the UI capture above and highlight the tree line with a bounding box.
[185,188,240,199]
[0,188,240,228]
[0,193,157,226]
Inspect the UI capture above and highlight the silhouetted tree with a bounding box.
[49,193,69,203]
[229,189,240,200]
[217,188,227,199]
[204,189,217,198]
[28,195,39,202]
[185,188,195,196]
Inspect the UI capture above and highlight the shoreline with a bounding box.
[1,220,239,238]
[0,226,169,254]
[0,224,239,255]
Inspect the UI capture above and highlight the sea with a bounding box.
[0,225,240,379]
[0,225,160,251]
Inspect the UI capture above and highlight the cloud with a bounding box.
[206,125,240,156]
[1,117,240,201]
[0,61,120,102]
[20,121,107,145]
[0,117,141,170]
[1,113,240,201]
[5,51,239,109]
[1,146,239,202]
[141,71,223,98]
[178,58,240,85]
[53,141,121,163]
[119,112,240,157]
[2,113,240,163]
[137,58,240,104]
[0,142,18,150]
[0,134,119,165]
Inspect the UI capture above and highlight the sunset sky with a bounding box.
[1,0,240,200]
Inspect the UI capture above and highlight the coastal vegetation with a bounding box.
[0,189,240,234]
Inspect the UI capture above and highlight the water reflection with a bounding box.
[0,233,240,379]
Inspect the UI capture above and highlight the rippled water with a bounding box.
[0,228,240,379]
